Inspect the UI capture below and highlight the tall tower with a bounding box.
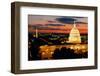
[68,22,81,43]
[35,27,38,38]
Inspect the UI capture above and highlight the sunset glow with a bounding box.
[28,15,88,34]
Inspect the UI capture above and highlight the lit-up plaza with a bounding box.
[39,44,87,59]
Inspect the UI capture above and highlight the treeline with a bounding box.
[52,47,88,59]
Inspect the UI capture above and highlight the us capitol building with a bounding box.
[68,22,81,43]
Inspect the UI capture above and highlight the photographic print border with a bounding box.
[11,2,98,74]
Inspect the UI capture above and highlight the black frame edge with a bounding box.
[11,2,16,73]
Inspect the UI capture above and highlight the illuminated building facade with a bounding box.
[68,23,81,43]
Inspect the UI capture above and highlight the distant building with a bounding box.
[68,22,81,43]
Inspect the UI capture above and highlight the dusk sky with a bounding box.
[28,15,88,34]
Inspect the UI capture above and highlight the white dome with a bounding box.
[68,24,81,43]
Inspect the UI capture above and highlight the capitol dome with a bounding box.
[68,23,81,43]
